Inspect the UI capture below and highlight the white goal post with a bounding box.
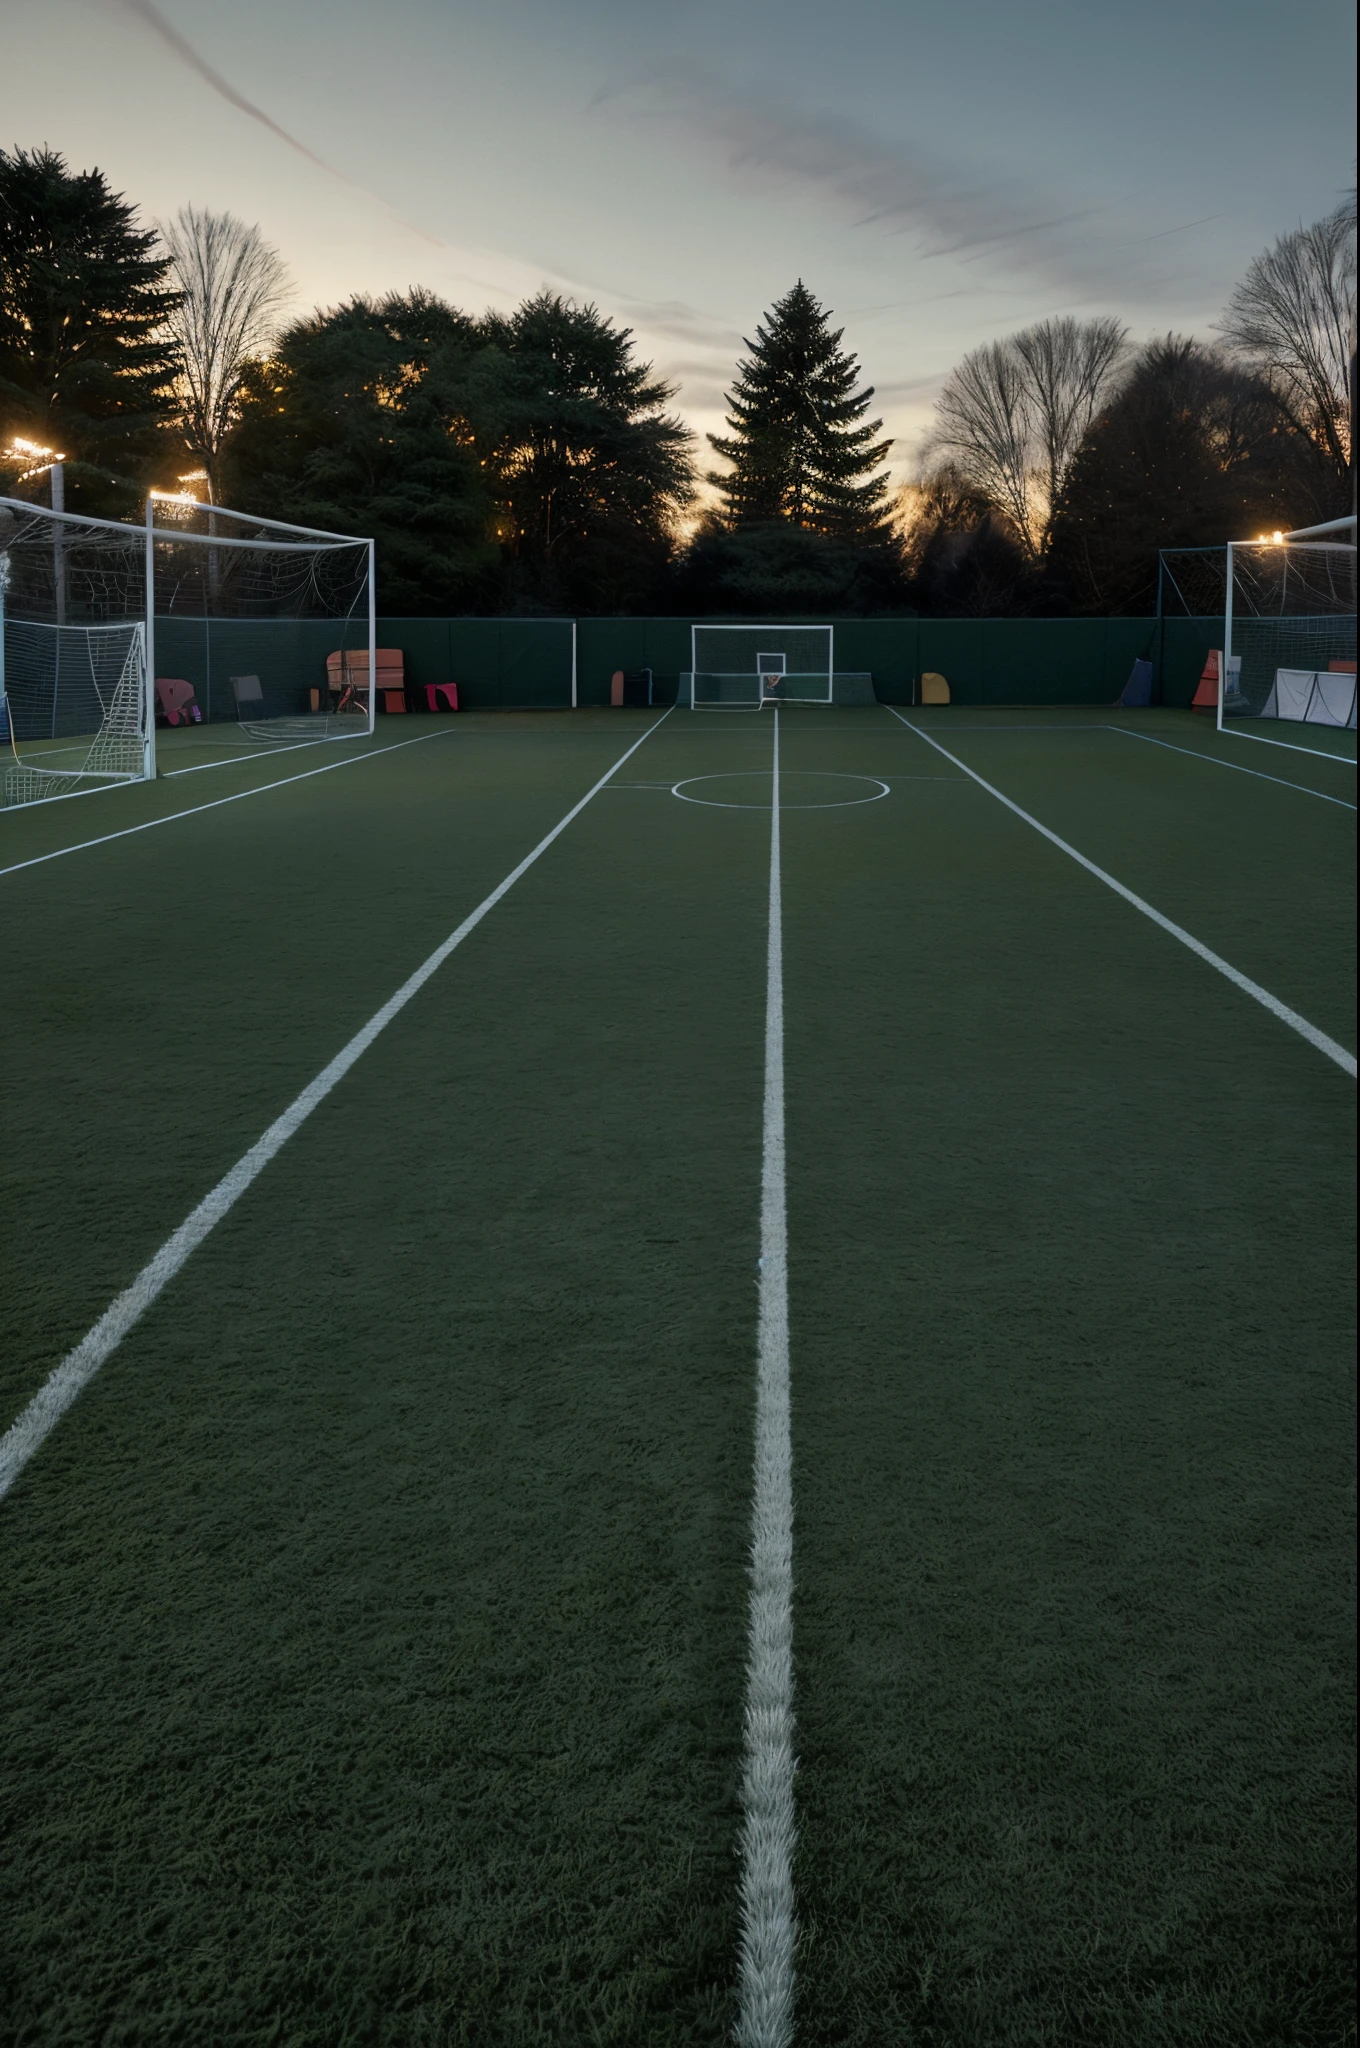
[1221,516,1356,746]
[1,493,376,809]
[1,499,153,806]
[687,624,835,709]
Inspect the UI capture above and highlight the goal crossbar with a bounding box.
[1,494,376,806]
[688,624,836,709]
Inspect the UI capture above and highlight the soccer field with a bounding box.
[1,704,1354,2047]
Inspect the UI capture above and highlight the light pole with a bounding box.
[4,440,68,624]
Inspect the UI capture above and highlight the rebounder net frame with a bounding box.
[687,624,835,709]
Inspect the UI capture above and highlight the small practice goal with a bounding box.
[1,500,153,806]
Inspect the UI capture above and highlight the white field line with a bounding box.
[889,710,1357,1080]
[737,706,798,2048]
[901,721,1115,731]
[165,737,362,774]
[0,711,673,1506]
[1219,726,1357,765]
[1112,727,1357,809]
[11,741,103,764]
[0,729,452,880]
[1,772,146,810]
[14,733,346,782]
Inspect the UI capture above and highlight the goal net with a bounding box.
[1225,539,1356,731]
[1,494,375,808]
[146,496,374,746]
[1,498,151,807]
[1159,530,1356,737]
[687,625,834,709]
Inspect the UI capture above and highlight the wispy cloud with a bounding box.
[109,0,445,247]
[599,75,1207,302]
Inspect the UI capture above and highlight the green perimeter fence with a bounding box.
[153,615,1227,720]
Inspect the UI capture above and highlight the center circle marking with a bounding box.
[670,771,890,811]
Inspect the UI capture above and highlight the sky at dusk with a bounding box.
[5,0,1356,488]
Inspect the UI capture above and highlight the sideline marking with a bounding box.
[0,711,673,1505]
[890,710,1357,1079]
[1112,728,1357,809]
[0,730,451,880]
[1219,727,1357,765]
[0,772,145,811]
[165,737,365,774]
[737,708,798,2048]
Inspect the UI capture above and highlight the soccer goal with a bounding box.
[686,625,835,709]
[2,498,153,806]
[1,494,376,807]
[1159,519,1356,748]
[1224,523,1356,738]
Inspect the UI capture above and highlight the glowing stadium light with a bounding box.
[6,437,65,463]
[5,438,67,483]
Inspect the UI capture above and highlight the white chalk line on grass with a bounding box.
[0,770,146,811]
[3,732,379,801]
[0,729,452,880]
[0,711,673,1506]
[890,709,1357,1079]
[737,707,798,2048]
[165,736,365,774]
[1219,726,1357,765]
[1111,727,1357,809]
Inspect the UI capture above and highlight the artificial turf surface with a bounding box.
[1,706,1354,2046]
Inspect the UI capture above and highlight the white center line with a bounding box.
[890,709,1356,1079]
[0,711,674,1504]
[737,706,798,2048]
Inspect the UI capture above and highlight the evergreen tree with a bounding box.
[227,290,494,613]
[708,282,892,537]
[470,292,693,610]
[0,148,180,513]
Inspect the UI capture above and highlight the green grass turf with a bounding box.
[1,706,1354,2045]
[776,712,1354,2045]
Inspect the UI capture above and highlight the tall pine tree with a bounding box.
[0,148,181,513]
[708,282,891,537]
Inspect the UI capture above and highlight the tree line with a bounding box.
[1,146,1353,616]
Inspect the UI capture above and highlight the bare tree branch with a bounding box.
[929,338,1034,547]
[1012,316,1128,532]
[1218,201,1356,486]
[159,207,292,499]
[925,316,1128,555]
